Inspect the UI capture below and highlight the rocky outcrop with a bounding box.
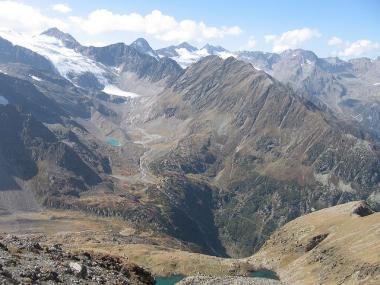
[304,233,328,252]
[352,201,374,217]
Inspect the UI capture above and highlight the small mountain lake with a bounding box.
[154,270,279,284]
[250,269,279,280]
[155,275,185,285]
[106,137,122,147]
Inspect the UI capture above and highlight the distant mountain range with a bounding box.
[0,27,379,261]
[155,39,380,139]
[4,28,378,139]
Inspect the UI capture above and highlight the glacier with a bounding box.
[0,29,114,86]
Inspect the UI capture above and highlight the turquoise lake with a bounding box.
[155,271,279,284]
[155,275,185,285]
[106,137,122,147]
[250,269,279,280]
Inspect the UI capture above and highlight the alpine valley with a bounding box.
[0,27,379,285]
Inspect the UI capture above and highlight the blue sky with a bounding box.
[1,0,379,58]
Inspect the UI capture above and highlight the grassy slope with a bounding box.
[247,201,380,285]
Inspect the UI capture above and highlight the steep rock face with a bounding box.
[147,174,226,256]
[69,71,105,90]
[83,43,133,67]
[0,73,65,123]
[0,105,103,204]
[0,105,56,176]
[144,56,380,257]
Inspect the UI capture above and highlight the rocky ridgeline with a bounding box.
[0,235,154,285]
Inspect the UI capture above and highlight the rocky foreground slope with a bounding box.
[0,234,154,284]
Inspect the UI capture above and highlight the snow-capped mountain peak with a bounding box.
[130,38,159,60]
[201,43,227,54]
[41,27,81,50]
[176,42,198,52]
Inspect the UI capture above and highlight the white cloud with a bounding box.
[338,40,380,57]
[52,3,72,14]
[0,1,67,33]
[328,36,343,46]
[265,28,321,53]
[264,35,276,43]
[240,36,257,50]
[69,9,242,42]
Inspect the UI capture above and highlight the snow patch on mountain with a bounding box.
[0,96,9,105]
[30,75,42,81]
[170,47,236,68]
[373,82,380,86]
[102,85,139,98]
[218,51,236,59]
